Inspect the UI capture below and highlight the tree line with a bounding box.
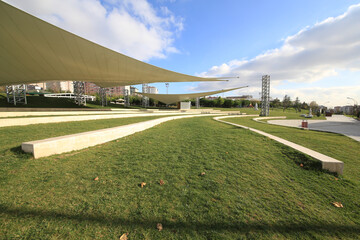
[98,93,318,111]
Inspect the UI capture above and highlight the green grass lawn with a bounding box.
[1,115,359,239]
[224,115,360,182]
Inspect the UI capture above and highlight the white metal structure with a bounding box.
[44,93,96,101]
[6,84,27,105]
[142,84,149,108]
[196,97,200,109]
[99,87,108,107]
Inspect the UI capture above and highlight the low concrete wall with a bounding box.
[214,115,344,174]
[22,114,221,159]
[0,108,110,112]
[253,116,286,122]
[0,111,143,118]
[0,112,199,128]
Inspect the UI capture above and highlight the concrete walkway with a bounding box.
[213,115,344,174]
[22,114,222,158]
[0,110,143,118]
[0,111,208,128]
[268,115,360,142]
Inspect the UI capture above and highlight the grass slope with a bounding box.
[0,94,86,108]
[225,116,360,182]
[1,117,359,239]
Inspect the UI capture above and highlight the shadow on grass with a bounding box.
[1,204,359,235]
[10,146,33,159]
[276,143,336,174]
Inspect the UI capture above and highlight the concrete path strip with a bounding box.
[213,115,344,174]
[0,111,205,128]
[0,110,144,118]
[22,114,222,159]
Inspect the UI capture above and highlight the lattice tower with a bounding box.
[260,75,270,116]
[73,81,86,105]
[6,84,27,105]
[99,87,107,106]
[142,83,149,108]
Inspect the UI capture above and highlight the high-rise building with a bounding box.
[148,86,158,94]
[85,82,129,96]
[130,86,139,94]
[45,81,73,92]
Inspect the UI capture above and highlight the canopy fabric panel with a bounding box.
[0,1,222,87]
[140,86,248,104]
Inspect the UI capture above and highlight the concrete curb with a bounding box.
[213,115,344,174]
[22,114,222,159]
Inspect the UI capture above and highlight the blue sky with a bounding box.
[5,0,360,107]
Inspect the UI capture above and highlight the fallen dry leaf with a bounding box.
[334,177,339,181]
[332,202,344,208]
[94,176,99,181]
[297,201,305,210]
[119,233,128,240]
[200,172,206,176]
[300,163,304,167]
[159,179,165,185]
[140,182,146,188]
[226,152,228,154]
[157,223,163,231]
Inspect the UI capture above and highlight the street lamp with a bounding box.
[165,83,169,94]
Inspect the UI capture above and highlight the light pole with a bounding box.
[165,83,169,94]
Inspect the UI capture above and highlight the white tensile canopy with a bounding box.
[0,1,223,87]
[140,86,248,105]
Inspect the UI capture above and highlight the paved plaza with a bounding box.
[268,115,360,142]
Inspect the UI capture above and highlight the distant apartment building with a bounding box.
[130,86,139,95]
[84,82,100,95]
[85,82,130,96]
[60,81,74,92]
[341,105,354,115]
[226,95,253,100]
[148,86,158,94]
[44,81,74,93]
[28,82,46,90]
[334,106,342,114]
[206,96,219,100]
[27,84,42,91]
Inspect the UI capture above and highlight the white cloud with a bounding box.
[4,0,184,61]
[196,3,360,106]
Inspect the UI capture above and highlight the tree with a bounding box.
[282,95,291,111]
[223,99,233,108]
[233,100,241,108]
[301,101,308,110]
[294,97,301,112]
[214,97,225,107]
[242,99,250,107]
[271,98,281,108]
[309,101,319,114]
